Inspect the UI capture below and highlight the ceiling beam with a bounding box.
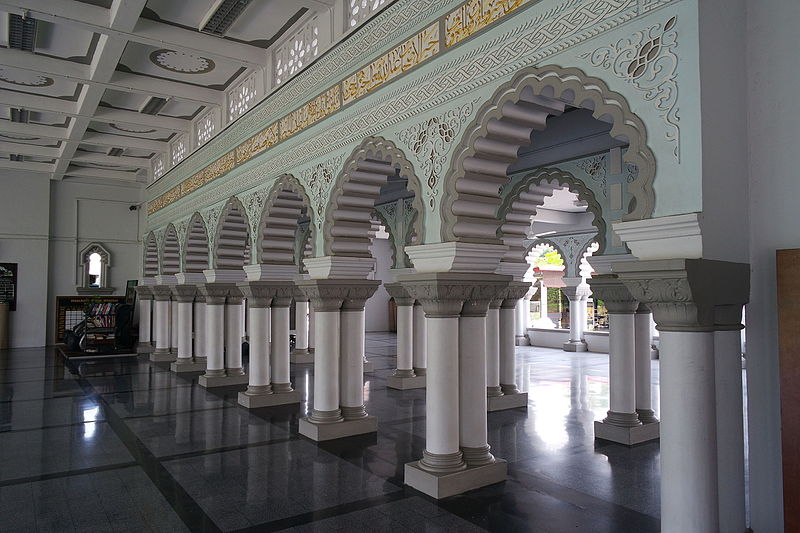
[0,142,60,158]
[0,121,68,139]
[0,90,76,114]
[0,158,55,174]
[81,132,166,152]
[0,0,267,68]
[65,165,144,182]
[71,151,150,168]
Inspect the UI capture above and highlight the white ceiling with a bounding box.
[0,0,343,183]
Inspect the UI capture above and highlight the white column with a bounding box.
[395,303,414,377]
[561,281,588,351]
[412,303,426,375]
[308,304,315,352]
[176,300,193,362]
[245,304,272,395]
[153,298,170,354]
[139,298,152,344]
[193,299,207,360]
[659,330,719,533]
[294,300,310,353]
[271,301,292,392]
[310,306,342,422]
[499,300,519,394]
[514,298,527,345]
[635,304,657,423]
[170,300,179,353]
[225,297,244,375]
[340,306,367,419]
[485,301,502,397]
[204,299,225,377]
[605,311,639,425]
[460,304,493,465]
[540,281,548,318]
[715,326,746,533]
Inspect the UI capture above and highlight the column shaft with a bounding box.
[395,304,414,375]
[634,307,656,421]
[154,300,170,353]
[139,300,152,343]
[225,302,244,374]
[308,304,315,351]
[460,314,492,465]
[194,301,206,359]
[340,309,366,418]
[311,310,342,421]
[606,312,638,421]
[271,304,292,391]
[295,301,309,352]
[247,306,271,390]
[176,301,193,360]
[412,303,427,374]
[498,305,518,393]
[205,303,225,375]
[170,300,179,352]
[485,306,501,396]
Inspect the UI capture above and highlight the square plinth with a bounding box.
[363,361,374,373]
[299,416,377,442]
[487,392,528,412]
[149,351,176,362]
[563,341,588,352]
[290,351,314,364]
[515,336,530,346]
[198,373,249,388]
[404,459,508,499]
[594,420,660,445]
[137,343,154,354]
[238,390,302,408]
[170,360,207,373]
[387,374,426,390]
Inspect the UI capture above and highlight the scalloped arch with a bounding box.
[323,136,425,257]
[442,65,655,243]
[161,224,181,275]
[143,232,159,278]
[498,167,606,262]
[213,197,251,269]
[183,212,210,273]
[256,174,316,265]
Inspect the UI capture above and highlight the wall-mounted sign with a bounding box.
[0,263,17,311]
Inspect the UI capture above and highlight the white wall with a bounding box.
[0,172,51,347]
[365,237,392,332]
[0,171,144,348]
[744,1,799,529]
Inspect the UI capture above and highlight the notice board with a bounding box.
[0,263,17,311]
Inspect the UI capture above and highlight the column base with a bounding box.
[594,420,660,445]
[563,340,588,352]
[149,350,176,362]
[387,374,426,390]
[404,459,507,499]
[290,351,314,364]
[198,372,249,388]
[137,343,154,354]
[515,335,530,346]
[363,360,374,373]
[487,392,528,412]
[170,359,206,373]
[636,408,660,424]
[299,415,377,442]
[413,367,426,376]
[238,389,302,408]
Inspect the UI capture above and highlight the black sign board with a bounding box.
[0,263,17,311]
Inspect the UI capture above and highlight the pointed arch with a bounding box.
[161,224,180,275]
[323,136,424,257]
[256,174,314,265]
[498,168,606,262]
[442,65,655,243]
[213,197,250,270]
[143,232,158,278]
[183,212,210,273]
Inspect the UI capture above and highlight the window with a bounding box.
[228,72,257,122]
[78,243,112,294]
[195,108,216,146]
[153,156,164,180]
[171,135,186,166]
[275,17,320,86]
[347,0,389,29]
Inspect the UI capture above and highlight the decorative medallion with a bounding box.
[0,68,54,87]
[110,123,157,134]
[580,16,680,161]
[149,49,215,74]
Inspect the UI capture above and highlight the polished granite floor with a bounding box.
[0,334,665,532]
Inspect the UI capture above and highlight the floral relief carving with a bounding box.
[302,155,343,231]
[203,206,222,253]
[577,154,608,197]
[580,16,680,160]
[398,100,475,210]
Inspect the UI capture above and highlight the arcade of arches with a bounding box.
[2,1,795,532]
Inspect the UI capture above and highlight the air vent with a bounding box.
[10,108,29,123]
[199,0,252,36]
[108,147,124,157]
[139,97,168,115]
[9,14,37,52]
[10,154,23,162]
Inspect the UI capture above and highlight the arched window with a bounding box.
[78,243,113,294]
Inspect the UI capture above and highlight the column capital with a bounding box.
[500,281,531,309]
[135,285,154,300]
[587,276,638,314]
[198,283,237,305]
[226,285,244,304]
[614,258,749,332]
[150,285,173,301]
[237,280,295,307]
[399,273,510,318]
[296,279,365,311]
[194,293,206,304]
[292,286,310,303]
[384,282,415,307]
[560,280,590,301]
[341,280,381,311]
[169,284,197,303]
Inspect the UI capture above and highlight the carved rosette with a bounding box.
[586,276,638,314]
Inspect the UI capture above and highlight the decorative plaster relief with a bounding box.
[301,154,343,231]
[397,100,476,210]
[579,16,680,160]
[445,0,531,47]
